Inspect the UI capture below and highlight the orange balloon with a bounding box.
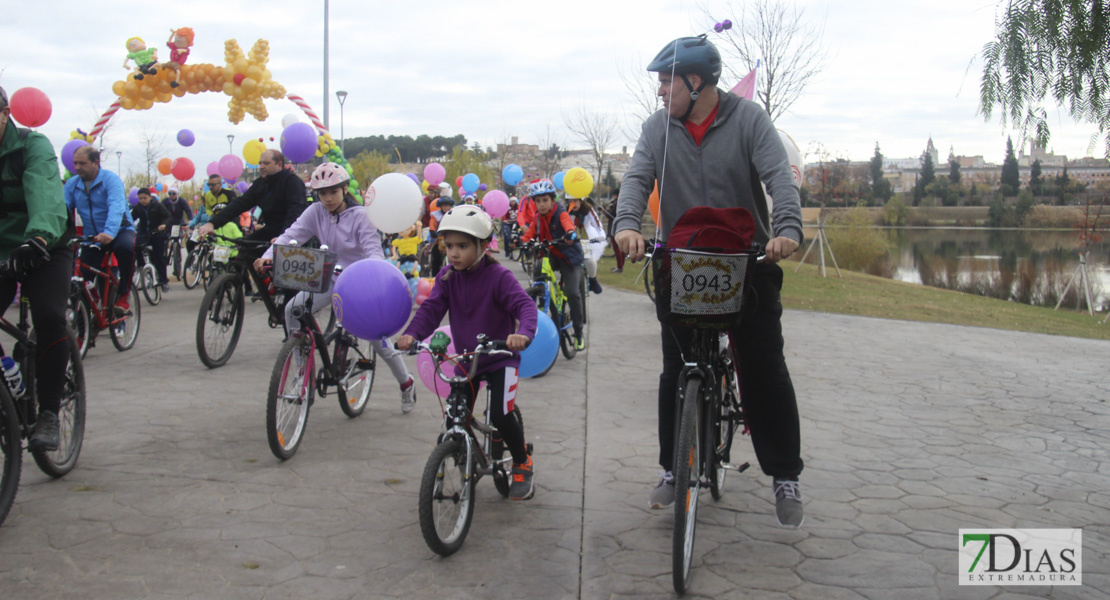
[112,81,126,97]
[648,180,660,227]
[140,86,155,100]
[157,157,173,175]
[124,81,139,98]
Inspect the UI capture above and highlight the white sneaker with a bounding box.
[401,377,416,414]
[649,471,675,509]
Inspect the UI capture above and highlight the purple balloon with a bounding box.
[218,154,244,181]
[177,129,195,146]
[61,139,89,174]
[206,160,220,177]
[406,173,420,186]
[423,162,446,186]
[236,181,249,193]
[280,122,318,163]
[479,183,487,191]
[331,259,413,340]
[128,187,140,206]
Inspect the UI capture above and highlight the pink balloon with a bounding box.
[417,326,455,397]
[206,161,220,177]
[414,292,429,306]
[423,163,446,186]
[483,190,509,218]
[416,277,432,296]
[218,154,244,181]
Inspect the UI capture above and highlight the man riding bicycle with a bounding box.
[132,187,172,292]
[613,35,806,528]
[0,84,75,451]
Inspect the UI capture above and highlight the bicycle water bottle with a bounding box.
[1,356,26,399]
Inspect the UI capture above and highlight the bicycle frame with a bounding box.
[209,238,287,327]
[72,240,127,330]
[0,295,40,438]
[528,243,572,335]
[285,290,356,400]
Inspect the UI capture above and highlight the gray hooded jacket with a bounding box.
[613,90,803,247]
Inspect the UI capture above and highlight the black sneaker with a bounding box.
[30,411,60,452]
[588,277,603,294]
[509,456,535,501]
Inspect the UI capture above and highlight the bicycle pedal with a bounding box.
[722,461,751,472]
[355,359,374,369]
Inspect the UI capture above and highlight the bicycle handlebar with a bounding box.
[398,334,516,383]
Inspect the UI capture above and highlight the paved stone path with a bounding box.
[1,264,1107,599]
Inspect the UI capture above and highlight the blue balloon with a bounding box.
[461,173,480,194]
[332,260,412,340]
[502,164,523,186]
[553,171,565,190]
[518,312,558,378]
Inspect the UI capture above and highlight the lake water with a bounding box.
[805,227,1110,312]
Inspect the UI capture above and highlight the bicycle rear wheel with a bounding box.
[673,376,703,594]
[32,335,85,478]
[140,265,161,306]
[710,364,740,501]
[491,405,523,498]
[196,273,244,368]
[170,241,183,281]
[0,387,20,527]
[644,259,656,304]
[183,250,204,289]
[110,286,141,351]
[335,333,375,418]
[579,267,589,326]
[266,335,314,460]
[556,301,577,360]
[418,436,476,556]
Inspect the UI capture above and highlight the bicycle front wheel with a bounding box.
[195,273,244,368]
[110,286,141,351]
[66,292,91,359]
[170,241,183,281]
[0,387,21,527]
[418,436,476,556]
[140,265,161,306]
[644,260,656,305]
[334,334,375,418]
[266,335,315,460]
[183,251,204,289]
[557,301,577,360]
[32,335,86,478]
[673,375,703,594]
[710,364,740,501]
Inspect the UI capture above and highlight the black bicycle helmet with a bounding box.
[646,35,722,120]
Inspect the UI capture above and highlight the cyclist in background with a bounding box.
[0,84,74,450]
[161,186,193,227]
[518,179,586,351]
[566,195,606,294]
[254,163,417,414]
[131,188,172,292]
[397,205,539,500]
[426,192,454,276]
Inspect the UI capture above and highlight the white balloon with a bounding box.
[365,173,424,234]
[281,113,301,129]
[762,129,805,213]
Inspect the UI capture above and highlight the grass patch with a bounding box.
[593,255,1109,341]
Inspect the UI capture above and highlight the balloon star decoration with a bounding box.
[110,37,286,124]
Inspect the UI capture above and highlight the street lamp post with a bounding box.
[227,134,235,155]
[115,151,122,175]
[335,90,348,156]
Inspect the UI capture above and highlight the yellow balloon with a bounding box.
[421,180,430,193]
[563,167,594,198]
[112,81,126,97]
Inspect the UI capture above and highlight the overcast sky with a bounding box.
[2,0,1101,181]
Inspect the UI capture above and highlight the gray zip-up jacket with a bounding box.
[613,90,803,247]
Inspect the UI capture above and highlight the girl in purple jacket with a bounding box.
[255,163,417,413]
[397,206,539,500]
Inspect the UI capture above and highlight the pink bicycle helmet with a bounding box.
[310,162,350,190]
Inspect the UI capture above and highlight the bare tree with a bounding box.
[535,124,564,180]
[616,53,662,141]
[701,0,830,122]
[563,105,621,185]
[137,125,168,185]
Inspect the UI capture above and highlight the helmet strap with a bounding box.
[679,73,707,122]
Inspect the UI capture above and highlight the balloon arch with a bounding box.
[75,37,359,201]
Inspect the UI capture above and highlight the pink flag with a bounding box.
[730,62,758,100]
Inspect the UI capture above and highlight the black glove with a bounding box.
[9,238,50,278]
[562,231,578,243]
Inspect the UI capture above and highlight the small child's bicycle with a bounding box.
[402,333,531,556]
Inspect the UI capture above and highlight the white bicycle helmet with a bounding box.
[438,205,494,240]
[310,162,350,190]
[529,179,557,197]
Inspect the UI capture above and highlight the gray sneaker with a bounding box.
[773,478,804,529]
[649,471,675,509]
[400,377,416,414]
[30,411,60,452]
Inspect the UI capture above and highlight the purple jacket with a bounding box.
[404,257,538,374]
[262,201,383,267]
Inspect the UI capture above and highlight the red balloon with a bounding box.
[455,175,463,188]
[258,137,264,142]
[149,186,157,193]
[269,137,275,141]
[170,157,196,181]
[9,87,52,127]
[233,73,245,86]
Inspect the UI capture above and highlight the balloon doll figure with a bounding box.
[123,37,158,80]
[163,27,194,88]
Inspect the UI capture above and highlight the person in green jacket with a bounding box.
[0,84,75,451]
